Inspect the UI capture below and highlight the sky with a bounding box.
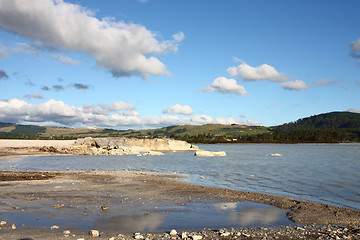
[0,0,359,130]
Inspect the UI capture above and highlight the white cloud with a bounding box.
[82,104,108,115]
[204,77,248,96]
[0,99,261,128]
[227,63,287,82]
[99,101,136,111]
[348,108,360,113]
[52,54,80,65]
[172,32,185,42]
[162,104,193,115]
[23,93,44,99]
[0,0,183,79]
[281,80,309,91]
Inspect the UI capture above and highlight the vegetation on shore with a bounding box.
[0,111,359,143]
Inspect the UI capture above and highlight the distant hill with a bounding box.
[119,124,270,143]
[249,111,360,143]
[0,122,269,142]
[276,111,360,131]
[0,111,359,143]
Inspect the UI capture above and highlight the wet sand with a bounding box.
[0,140,360,239]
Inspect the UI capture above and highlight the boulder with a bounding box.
[89,229,100,237]
[194,150,226,157]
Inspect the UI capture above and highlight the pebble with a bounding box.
[181,232,188,239]
[191,235,202,240]
[52,203,65,209]
[11,224,16,230]
[63,230,71,235]
[220,231,231,237]
[101,205,109,210]
[134,232,144,239]
[89,229,100,237]
[170,229,177,236]
[50,225,59,230]
[0,221,6,225]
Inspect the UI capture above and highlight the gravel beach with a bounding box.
[0,140,359,239]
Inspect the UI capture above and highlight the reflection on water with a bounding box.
[0,201,294,232]
[154,202,293,232]
[95,214,166,232]
[213,202,285,226]
[228,207,284,225]
[213,202,238,210]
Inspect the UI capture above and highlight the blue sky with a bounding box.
[0,0,359,129]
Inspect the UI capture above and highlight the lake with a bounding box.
[1,144,359,210]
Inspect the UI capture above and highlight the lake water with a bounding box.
[1,144,359,210]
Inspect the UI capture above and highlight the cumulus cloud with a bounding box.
[23,93,44,99]
[204,77,248,96]
[0,70,9,80]
[52,54,80,65]
[281,80,309,91]
[162,104,193,115]
[227,63,287,82]
[99,101,136,112]
[0,99,261,128]
[0,0,183,79]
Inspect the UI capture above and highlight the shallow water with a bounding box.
[0,201,293,232]
[1,144,359,210]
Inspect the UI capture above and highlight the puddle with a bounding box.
[0,201,295,233]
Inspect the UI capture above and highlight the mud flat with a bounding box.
[0,170,359,239]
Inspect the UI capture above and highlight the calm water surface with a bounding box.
[2,144,359,210]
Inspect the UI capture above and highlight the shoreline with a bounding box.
[0,140,360,239]
[0,170,359,239]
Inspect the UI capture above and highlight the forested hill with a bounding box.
[275,112,360,131]
[245,111,360,143]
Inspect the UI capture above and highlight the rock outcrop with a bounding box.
[194,150,226,157]
[41,137,198,156]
